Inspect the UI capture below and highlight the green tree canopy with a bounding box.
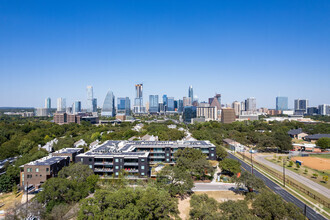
[316,137,330,150]
[219,158,241,175]
[216,145,228,160]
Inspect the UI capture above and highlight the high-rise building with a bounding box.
[221,108,236,124]
[240,101,246,112]
[318,104,330,116]
[57,98,66,112]
[232,101,241,116]
[197,106,217,121]
[117,97,131,115]
[35,108,49,117]
[45,98,51,109]
[245,97,257,112]
[188,86,193,102]
[174,100,178,110]
[92,98,97,112]
[183,97,192,107]
[162,95,168,112]
[307,107,318,116]
[183,106,196,123]
[149,95,159,113]
[101,90,115,117]
[86,86,94,112]
[133,84,145,113]
[167,97,175,111]
[294,99,308,115]
[73,101,81,114]
[276,96,288,111]
[178,100,184,113]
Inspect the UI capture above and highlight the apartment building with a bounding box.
[75,140,217,178]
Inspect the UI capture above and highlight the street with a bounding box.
[228,153,327,220]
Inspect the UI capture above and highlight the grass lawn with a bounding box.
[310,154,330,159]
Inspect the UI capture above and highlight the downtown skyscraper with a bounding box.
[101,90,115,117]
[188,85,193,102]
[133,84,145,113]
[276,96,288,111]
[87,86,97,112]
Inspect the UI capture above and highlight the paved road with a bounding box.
[255,155,330,198]
[192,183,236,191]
[228,153,327,220]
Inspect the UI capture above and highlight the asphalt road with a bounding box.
[255,155,330,198]
[228,153,327,220]
[192,183,236,191]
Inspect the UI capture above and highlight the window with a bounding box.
[141,172,145,176]
[46,168,49,172]
[141,166,145,170]
[89,158,92,162]
[115,166,119,169]
[81,158,83,162]
[89,165,93,169]
[115,159,119,163]
[211,153,214,157]
[211,148,214,150]
[166,158,169,162]
[40,175,42,177]
[115,172,118,176]
[22,174,24,179]
[27,168,32,172]
[141,159,145,162]
[35,168,39,172]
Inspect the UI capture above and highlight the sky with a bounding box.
[0,0,329,109]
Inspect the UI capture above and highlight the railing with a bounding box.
[236,152,330,208]
[94,162,113,165]
[94,168,114,172]
[124,162,139,166]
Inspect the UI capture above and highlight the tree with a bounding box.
[313,173,318,179]
[273,132,292,151]
[252,191,304,220]
[322,175,328,183]
[91,132,101,141]
[219,158,241,175]
[219,200,255,219]
[234,171,265,192]
[288,161,294,167]
[58,162,94,182]
[156,165,194,198]
[0,174,15,193]
[216,145,228,160]
[18,139,35,155]
[78,187,179,220]
[316,137,330,150]
[295,163,300,169]
[189,194,221,220]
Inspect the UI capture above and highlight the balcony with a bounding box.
[94,162,113,165]
[124,162,139,166]
[94,168,114,172]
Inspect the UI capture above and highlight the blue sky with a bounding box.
[0,0,329,109]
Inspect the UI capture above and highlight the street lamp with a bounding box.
[250,149,253,174]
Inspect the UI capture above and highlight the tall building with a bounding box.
[245,97,257,112]
[276,96,288,111]
[197,106,217,121]
[57,98,66,112]
[221,108,236,124]
[133,84,145,113]
[307,107,318,116]
[318,104,330,116]
[240,101,246,112]
[294,99,308,115]
[92,98,97,112]
[167,97,175,111]
[45,98,51,109]
[73,101,81,114]
[188,86,193,102]
[117,97,131,115]
[178,100,184,113]
[86,86,94,112]
[183,97,192,107]
[232,101,241,116]
[149,95,159,113]
[183,106,196,123]
[163,95,168,111]
[101,90,115,117]
[35,108,49,117]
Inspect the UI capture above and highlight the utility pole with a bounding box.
[250,149,253,174]
[283,159,286,187]
[26,182,28,217]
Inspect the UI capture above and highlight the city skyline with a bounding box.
[0,1,329,108]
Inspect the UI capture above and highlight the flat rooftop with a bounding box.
[53,148,83,154]
[24,156,68,166]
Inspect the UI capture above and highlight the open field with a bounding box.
[292,156,330,171]
[0,192,23,215]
